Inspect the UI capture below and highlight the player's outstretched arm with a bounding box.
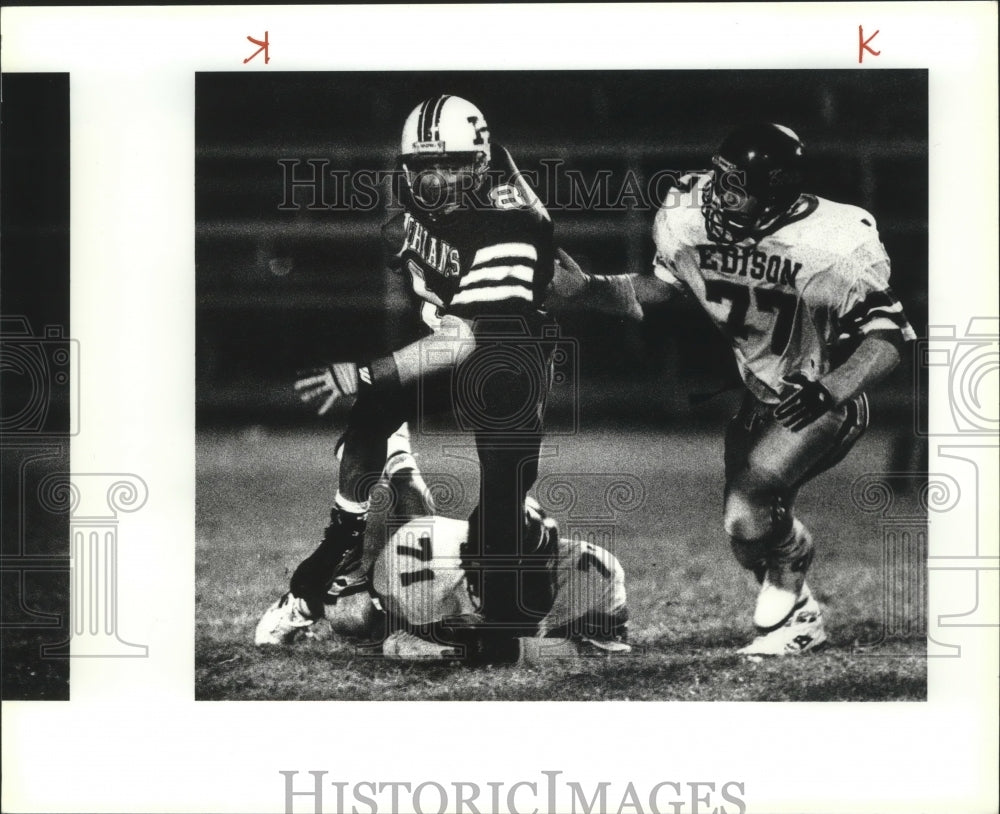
[547,248,673,319]
[390,314,475,388]
[293,316,475,415]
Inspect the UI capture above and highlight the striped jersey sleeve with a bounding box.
[448,240,540,317]
[806,238,916,344]
[836,282,915,340]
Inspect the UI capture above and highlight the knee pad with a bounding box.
[725,487,794,580]
[723,489,774,542]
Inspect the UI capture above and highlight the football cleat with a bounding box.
[382,630,461,662]
[254,592,315,646]
[754,520,815,629]
[739,586,827,656]
[290,509,367,614]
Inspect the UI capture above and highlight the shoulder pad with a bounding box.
[487,143,551,225]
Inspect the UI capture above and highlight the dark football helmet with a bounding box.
[702,123,805,244]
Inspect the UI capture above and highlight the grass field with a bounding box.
[195,424,926,701]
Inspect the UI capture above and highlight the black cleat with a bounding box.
[290,509,366,616]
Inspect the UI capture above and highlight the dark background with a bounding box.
[1,72,71,700]
[196,70,927,429]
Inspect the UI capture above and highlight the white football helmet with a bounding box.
[399,95,491,215]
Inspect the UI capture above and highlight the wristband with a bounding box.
[360,355,402,396]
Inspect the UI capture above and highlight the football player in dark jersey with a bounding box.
[259,96,556,657]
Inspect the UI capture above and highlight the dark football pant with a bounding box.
[723,389,869,576]
[338,334,552,633]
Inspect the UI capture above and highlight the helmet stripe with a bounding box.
[429,94,451,142]
[417,98,432,142]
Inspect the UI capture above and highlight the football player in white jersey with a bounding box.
[550,123,916,655]
[256,426,630,662]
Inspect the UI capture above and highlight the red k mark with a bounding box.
[858,25,880,63]
[244,31,270,65]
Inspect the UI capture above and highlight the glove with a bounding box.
[774,372,835,431]
[549,248,590,299]
[294,362,363,415]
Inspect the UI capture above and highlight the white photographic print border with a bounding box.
[2,4,997,814]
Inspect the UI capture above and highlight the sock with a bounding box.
[770,518,814,573]
[334,492,370,521]
[385,423,416,476]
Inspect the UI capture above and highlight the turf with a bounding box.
[195,425,926,701]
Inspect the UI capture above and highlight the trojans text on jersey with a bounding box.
[696,244,802,288]
[402,213,461,279]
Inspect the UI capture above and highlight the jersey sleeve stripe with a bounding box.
[459,265,534,288]
[838,289,899,326]
[845,301,905,324]
[859,316,917,339]
[451,284,533,306]
[472,243,538,267]
[844,303,910,331]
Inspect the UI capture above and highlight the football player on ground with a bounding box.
[256,425,630,662]
[550,123,916,655]
[259,96,556,655]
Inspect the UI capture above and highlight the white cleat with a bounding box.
[254,592,315,645]
[382,630,461,662]
[739,588,827,656]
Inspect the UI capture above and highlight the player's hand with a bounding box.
[774,372,835,431]
[294,363,360,415]
[550,248,590,300]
